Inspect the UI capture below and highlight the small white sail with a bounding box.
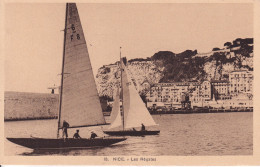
[121,62,157,129]
[59,3,106,128]
[109,88,122,129]
[121,60,130,127]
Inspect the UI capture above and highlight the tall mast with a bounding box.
[57,3,68,138]
[120,47,125,131]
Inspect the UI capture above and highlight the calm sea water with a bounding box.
[5,112,253,156]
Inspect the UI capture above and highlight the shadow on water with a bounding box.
[20,143,129,156]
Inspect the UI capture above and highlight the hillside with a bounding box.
[96,60,164,97]
[96,38,253,97]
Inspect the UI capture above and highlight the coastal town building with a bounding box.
[146,81,211,108]
[211,80,231,100]
[229,70,253,95]
[146,70,253,109]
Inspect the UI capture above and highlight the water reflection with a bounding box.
[21,143,129,156]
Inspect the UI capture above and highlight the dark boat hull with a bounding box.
[6,137,126,149]
[103,130,160,136]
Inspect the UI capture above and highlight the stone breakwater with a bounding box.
[4,91,109,121]
[4,91,59,121]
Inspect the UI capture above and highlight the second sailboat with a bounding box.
[104,49,160,136]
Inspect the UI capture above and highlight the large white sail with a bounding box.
[59,3,106,128]
[121,62,157,129]
[109,88,122,129]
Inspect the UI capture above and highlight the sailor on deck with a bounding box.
[141,123,146,131]
[90,131,97,139]
[73,129,81,139]
[62,120,70,139]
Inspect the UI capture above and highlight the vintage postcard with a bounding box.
[0,0,260,165]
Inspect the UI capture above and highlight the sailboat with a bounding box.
[103,51,160,136]
[7,3,126,149]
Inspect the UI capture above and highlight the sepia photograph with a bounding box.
[1,0,259,164]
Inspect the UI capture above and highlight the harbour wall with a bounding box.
[4,91,59,121]
[4,91,109,121]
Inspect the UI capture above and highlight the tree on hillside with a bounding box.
[176,49,197,58]
[212,47,221,51]
[154,50,202,82]
[128,57,151,63]
[244,38,253,44]
[207,52,227,80]
[232,38,242,47]
[99,95,113,101]
[224,42,232,49]
[233,43,253,70]
[151,51,175,61]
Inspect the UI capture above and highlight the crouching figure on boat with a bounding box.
[90,131,97,139]
[73,129,81,139]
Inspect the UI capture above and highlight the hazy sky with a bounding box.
[5,3,253,93]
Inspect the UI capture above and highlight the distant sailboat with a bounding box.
[7,3,126,149]
[103,51,160,136]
